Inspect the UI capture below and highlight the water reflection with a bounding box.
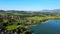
[30,20,60,34]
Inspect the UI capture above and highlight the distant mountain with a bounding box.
[41,9,60,12]
[41,10,51,12]
[0,9,60,13]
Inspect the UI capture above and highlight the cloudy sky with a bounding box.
[0,0,60,11]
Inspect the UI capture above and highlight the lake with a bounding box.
[29,20,60,34]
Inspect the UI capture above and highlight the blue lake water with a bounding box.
[30,20,60,34]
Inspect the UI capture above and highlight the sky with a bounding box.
[0,0,60,11]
